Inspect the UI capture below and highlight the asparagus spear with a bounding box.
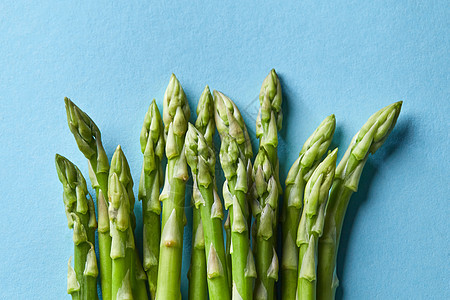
[317,102,402,300]
[188,86,215,300]
[214,90,255,300]
[252,69,282,300]
[108,163,132,299]
[55,154,99,300]
[64,98,112,300]
[186,121,230,299]
[155,74,190,300]
[109,146,148,300]
[296,149,337,300]
[139,99,165,299]
[280,115,336,299]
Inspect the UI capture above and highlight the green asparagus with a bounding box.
[110,145,148,299]
[296,149,337,300]
[108,146,148,300]
[214,90,255,300]
[281,115,336,299]
[252,69,282,300]
[317,102,402,300]
[155,74,190,300]
[187,86,215,300]
[139,99,165,299]
[55,154,99,300]
[64,98,112,300]
[58,74,403,300]
[185,121,230,299]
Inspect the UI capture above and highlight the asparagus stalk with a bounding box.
[214,90,255,300]
[296,149,337,300]
[108,146,147,299]
[55,154,99,300]
[155,74,190,300]
[108,168,132,299]
[186,118,231,299]
[317,102,402,300]
[139,99,165,299]
[224,213,232,291]
[188,86,215,300]
[280,115,336,299]
[64,98,112,300]
[188,208,208,300]
[251,69,282,300]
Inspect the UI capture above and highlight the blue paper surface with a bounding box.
[1,1,449,299]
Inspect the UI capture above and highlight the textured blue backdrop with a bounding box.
[1,1,449,299]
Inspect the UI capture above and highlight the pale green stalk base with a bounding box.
[111,230,129,300]
[224,215,232,291]
[229,179,253,300]
[155,230,183,300]
[93,168,112,300]
[98,231,112,300]
[74,243,89,300]
[85,276,98,300]
[281,268,298,300]
[189,209,207,300]
[156,177,186,300]
[297,240,317,300]
[254,237,275,300]
[144,211,160,299]
[281,208,301,299]
[297,278,316,300]
[135,272,149,300]
[298,243,307,278]
[198,186,230,300]
[281,183,304,300]
[156,246,182,300]
[112,256,126,299]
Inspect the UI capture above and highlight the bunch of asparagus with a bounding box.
[56,70,401,300]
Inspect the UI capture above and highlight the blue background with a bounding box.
[1,1,449,299]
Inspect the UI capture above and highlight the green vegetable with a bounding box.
[252,69,283,300]
[317,102,402,300]
[139,100,165,299]
[64,98,112,300]
[185,120,230,299]
[214,90,255,300]
[59,74,402,300]
[187,86,216,300]
[109,146,148,300]
[155,74,190,300]
[224,213,232,291]
[188,206,208,300]
[296,149,337,300]
[55,154,99,300]
[281,115,336,299]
